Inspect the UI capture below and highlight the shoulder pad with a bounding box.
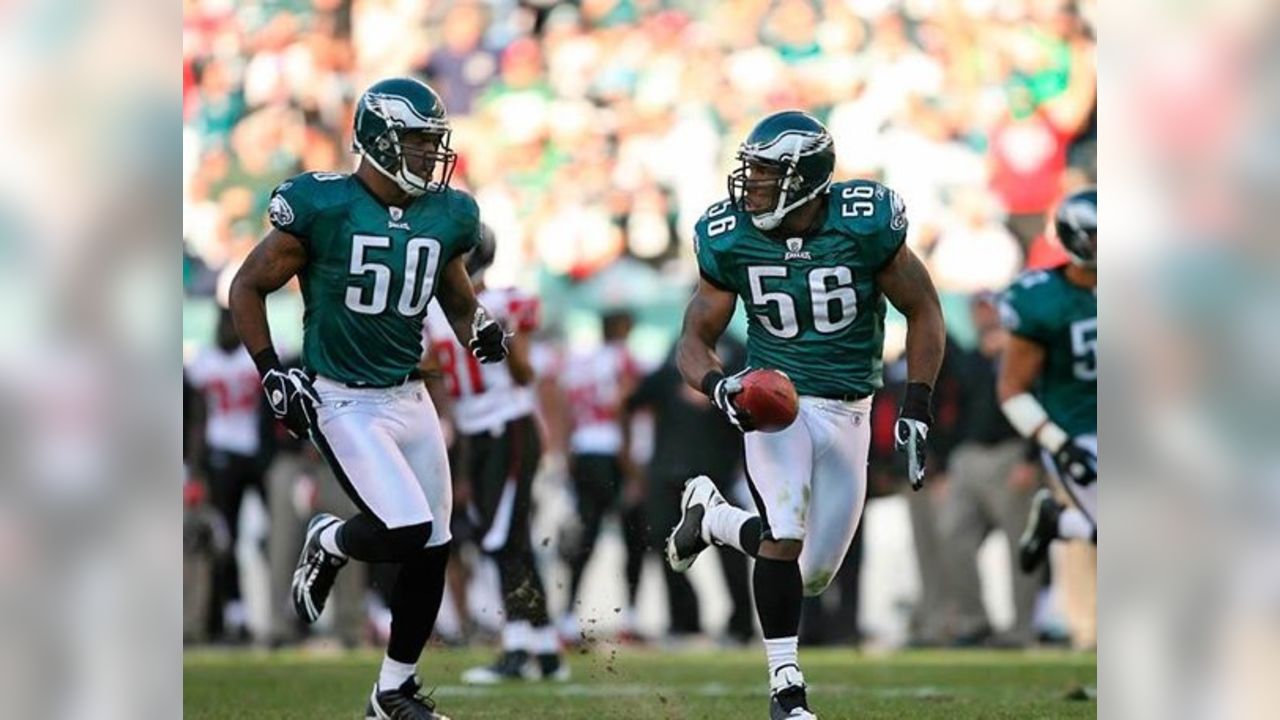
[830,179,908,269]
[267,172,350,237]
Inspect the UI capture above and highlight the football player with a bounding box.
[228,77,507,720]
[422,227,568,683]
[997,188,1098,572]
[553,310,648,644]
[664,110,946,719]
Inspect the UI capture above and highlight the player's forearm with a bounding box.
[228,276,278,367]
[437,256,482,345]
[441,295,479,346]
[676,332,722,395]
[903,303,945,388]
[507,335,535,386]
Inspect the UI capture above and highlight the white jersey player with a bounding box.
[423,231,568,683]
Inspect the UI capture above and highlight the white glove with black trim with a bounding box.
[1053,438,1097,486]
[703,367,753,432]
[262,367,322,440]
[469,306,509,364]
[895,382,933,491]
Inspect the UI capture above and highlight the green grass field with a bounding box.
[185,645,1095,719]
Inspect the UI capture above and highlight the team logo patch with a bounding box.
[784,237,812,261]
[890,191,908,232]
[268,194,295,227]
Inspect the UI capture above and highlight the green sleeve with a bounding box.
[869,187,908,271]
[266,175,318,240]
[999,283,1051,344]
[693,227,732,291]
[447,190,481,261]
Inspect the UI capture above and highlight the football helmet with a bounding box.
[352,77,457,196]
[728,110,835,231]
[1054,187,1097,267]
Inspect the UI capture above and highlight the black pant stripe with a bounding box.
[309,426,379,521]
[741,445,774,541]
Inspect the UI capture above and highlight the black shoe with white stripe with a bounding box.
[365,675,450,720]
[461,650,532,684]
[665,475,723,573]
[769,665,817,719]
[1018,488,1062,573]
[292,513,347,624]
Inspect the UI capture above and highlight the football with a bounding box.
[735,369,799,432]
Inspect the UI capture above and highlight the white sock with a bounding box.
[764,636,802,690]
[705,502,756,553]
[502,620,532,652]
[319,521,347,558]
[378,656,416,692]
[1057,508,1094,540]
[529,624,560,655]
[224,600,247,629]
[619,606,637,633]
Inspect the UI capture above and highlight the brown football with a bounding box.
[735,369,799,432]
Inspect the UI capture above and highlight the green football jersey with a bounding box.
[694,179,908,398]
[999,267,1097,436]
[267,172,480,386]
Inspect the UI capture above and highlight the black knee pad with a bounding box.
[338,514,432,563]
[382,522,434,559]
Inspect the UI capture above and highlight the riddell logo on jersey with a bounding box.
[784,237,812,261]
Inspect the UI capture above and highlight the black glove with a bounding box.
[469,307,509,364]
[702,368,753,432]
[895,382,933,491]
[1053,438,1097,486]
[255,349,321,440]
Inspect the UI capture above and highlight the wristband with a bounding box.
[901,382,933,423]
[700,370,725,399]
[252,347,282,376]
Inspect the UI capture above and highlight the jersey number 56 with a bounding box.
[747,266,858,338]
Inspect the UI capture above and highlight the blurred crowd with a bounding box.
[184,0,1095,295]
[183,0,1097,651]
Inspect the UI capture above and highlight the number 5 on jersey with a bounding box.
[346,234,442,316]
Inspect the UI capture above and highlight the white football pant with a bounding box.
[744,396,871,596]
[309,376,453,547]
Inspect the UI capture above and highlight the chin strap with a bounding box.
[749,176,830,231]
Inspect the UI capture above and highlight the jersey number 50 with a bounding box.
[345,235,442,316]
[747,266,857,338]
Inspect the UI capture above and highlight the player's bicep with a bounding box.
[997,334,1047,401]
[875,244,940,317]
[681,277,737,346]
[232,228,308,295]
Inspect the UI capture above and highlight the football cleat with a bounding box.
[535,653,571,682]
[665,475,724,573]
[770,665,817,719]
[365,675,450,720]
[292,513,347,624]
[461,650,532,684]
[1018,488,1063,573]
